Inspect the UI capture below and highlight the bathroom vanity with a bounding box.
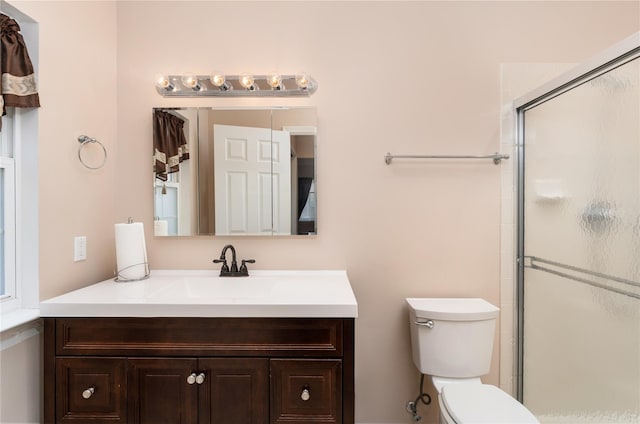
[41,270,358,424]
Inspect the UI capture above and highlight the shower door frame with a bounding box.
[513,32,640,402]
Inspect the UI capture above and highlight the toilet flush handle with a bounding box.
[414,320,434,329]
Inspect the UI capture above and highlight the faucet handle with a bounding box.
[213,258,229,273]
[240,259,255,273]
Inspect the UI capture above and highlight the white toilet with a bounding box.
[406,298,539,424]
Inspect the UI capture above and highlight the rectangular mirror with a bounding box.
[153,107,317,237]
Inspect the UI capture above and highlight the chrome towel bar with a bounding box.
[384,152,509,165]
[524,256,640,300]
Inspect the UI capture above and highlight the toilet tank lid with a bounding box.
[442,384,539,424]
[406,298,499,321]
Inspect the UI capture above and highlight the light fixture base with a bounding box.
[155,74,317,97]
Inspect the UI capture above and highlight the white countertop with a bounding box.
[39,270,358,318]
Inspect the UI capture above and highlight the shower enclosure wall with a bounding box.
[513,33,640,423]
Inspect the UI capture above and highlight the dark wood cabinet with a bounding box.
[44,318,354,424]
[271,359,342,424]
[55,357,126,423]
[127,358,198,424]
[201,358,269,424]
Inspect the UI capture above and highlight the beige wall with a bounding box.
[0,325,41,424]
[2,1,638,423]
[8,0,118,300]
[2,1,117,422]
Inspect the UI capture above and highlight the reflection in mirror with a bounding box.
[273,108,317,236]
[153,108,198,236]
[153,107,317,237]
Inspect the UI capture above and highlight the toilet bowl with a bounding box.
[406,298,539,424]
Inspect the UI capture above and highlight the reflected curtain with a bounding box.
[0,13,40,129]
[153,110,189,181]
[297,178,313,219]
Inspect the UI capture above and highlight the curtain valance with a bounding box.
[0,13,40,129]
[153,110,189,181]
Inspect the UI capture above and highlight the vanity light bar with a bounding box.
[155,74,318,97]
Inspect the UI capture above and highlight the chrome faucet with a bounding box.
[213,244,255,277]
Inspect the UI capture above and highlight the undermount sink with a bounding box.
[152,276,278,299]
[39,269,358,318]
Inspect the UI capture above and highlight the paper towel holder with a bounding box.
[114,218,150,282]
[115,262,150,282]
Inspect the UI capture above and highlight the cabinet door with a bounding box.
[127,358,198,424]
[270,359,342,423]
[198,358,269,424]
[56,357,126,423]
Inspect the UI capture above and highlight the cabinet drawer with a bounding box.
[56,318,343,357]
[271,359,342,423]
[56,357,126,423]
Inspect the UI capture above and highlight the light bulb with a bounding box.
[210,72,231,91]
[239,74,255,90]
[295,74,310,89]
[181,73,201,90]
[210,73,226,87]
[267,74,283,90]
[155,74,174,90]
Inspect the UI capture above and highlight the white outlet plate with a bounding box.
[74,236,87,262]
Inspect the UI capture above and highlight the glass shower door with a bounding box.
[519,55,640,423]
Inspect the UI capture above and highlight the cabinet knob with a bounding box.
[82,387,95,399]
[187,373,197,385]
[301,387,310,401]
[195,373,205,385]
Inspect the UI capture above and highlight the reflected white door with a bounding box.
[214,125,291,235]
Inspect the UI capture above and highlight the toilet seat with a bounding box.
[441,384,538,423]
[431,376,481,393]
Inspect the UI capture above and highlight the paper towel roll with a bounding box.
[115,222,148,281]
[154,220,169,236]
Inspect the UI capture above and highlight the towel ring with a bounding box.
[77,135,107,170]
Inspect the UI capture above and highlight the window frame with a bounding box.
[0,156,17,305]
[0,106,18,312]
[0,0,40,338]
[0,106,40,330]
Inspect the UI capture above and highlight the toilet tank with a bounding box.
[406,298,499,377]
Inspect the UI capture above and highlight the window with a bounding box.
[0,106,39,326]
[0,109,17,306]
[0,5,39,330]
[0,156,16,301]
